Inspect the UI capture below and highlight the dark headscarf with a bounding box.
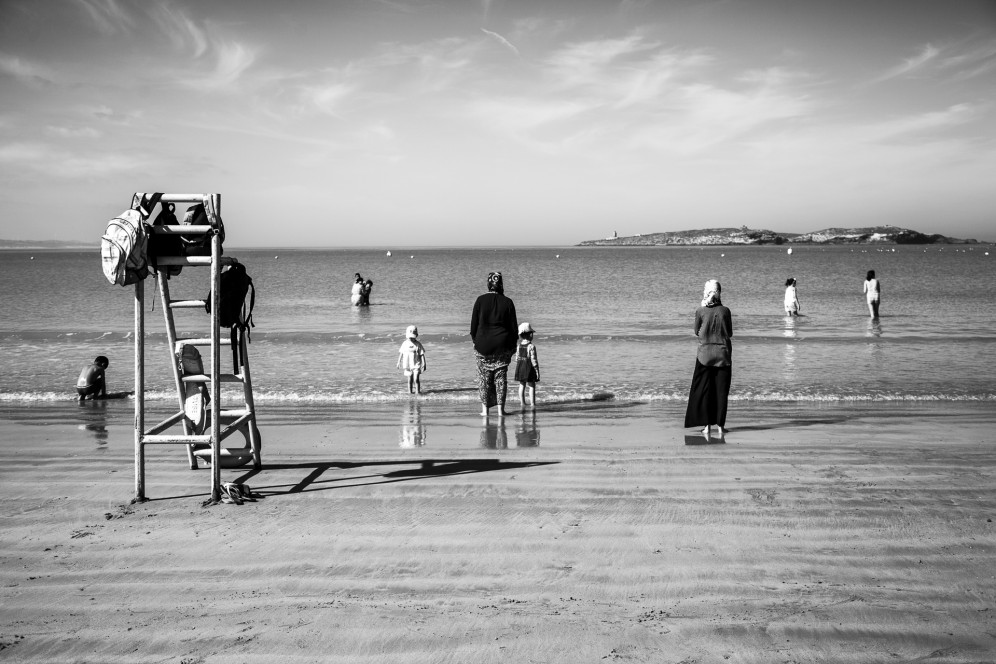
[487,271,503,294]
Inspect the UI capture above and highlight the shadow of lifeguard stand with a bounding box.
[130,193,261,504]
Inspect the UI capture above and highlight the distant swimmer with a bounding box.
[351,273,363,306]
[360,278,373,306]
[76,355,108,402]
[863,270,881,318]
[784,277,800,316]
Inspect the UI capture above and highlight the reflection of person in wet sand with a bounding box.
[479,420,508,449]
[399,401,426,448]
[514,410,540,447]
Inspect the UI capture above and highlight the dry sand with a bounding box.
[1,400,995,663]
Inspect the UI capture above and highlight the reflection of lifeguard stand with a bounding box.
[132,193,260,504]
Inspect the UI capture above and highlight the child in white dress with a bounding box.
[784,277,800,316]
[397,325,427,394]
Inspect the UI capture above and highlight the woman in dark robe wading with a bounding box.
[684,279,733,442]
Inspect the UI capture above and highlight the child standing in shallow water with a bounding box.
[784,277,800,316]
[397,325,427,394]
[514,323,540,408]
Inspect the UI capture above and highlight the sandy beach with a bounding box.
[1,400,994,663]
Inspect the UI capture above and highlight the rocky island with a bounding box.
[578,225,980,246]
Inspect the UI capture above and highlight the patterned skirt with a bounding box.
[475,350,513,408]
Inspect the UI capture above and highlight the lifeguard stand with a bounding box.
[132,193,260,504]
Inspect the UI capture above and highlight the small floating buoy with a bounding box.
[787,247,793,255]
[386,251,392,257]
[555,254,560,258]
[274,255,279,259]
[30,256,34,260]
[721,253,725,257]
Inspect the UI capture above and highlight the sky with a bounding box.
[1,0,995,247]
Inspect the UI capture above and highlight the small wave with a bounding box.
[1,388,993,405]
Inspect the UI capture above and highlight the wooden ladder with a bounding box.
[133,193,261,504]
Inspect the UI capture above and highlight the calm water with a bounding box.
[0,245,993,404]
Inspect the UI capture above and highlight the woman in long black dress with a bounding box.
[684,279,733,442]
[470,271,519,418]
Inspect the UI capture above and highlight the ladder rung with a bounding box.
[145,411,186,436]
[175,338,213,350]
[142,434,212,445]
[219,409,250,419]
[169,300,207,309]
[157,194,211,204]
[181,373,244,383]
[149,225,214,235]
[156,256,236,267]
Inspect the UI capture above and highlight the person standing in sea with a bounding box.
[684,279,733,442]
[863,270,881,318]
[784,277,800,316]
[350,273,363,306]
[470,271,519,418]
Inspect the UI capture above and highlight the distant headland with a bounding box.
[578,225,981,247]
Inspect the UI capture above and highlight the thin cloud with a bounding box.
[0,141,150,179]
[481,28,519,56]
[943,41,996,81]
[302,82,355,117]
[72,0,135,35]
[864,103,980,143]
[181,38,258,92]
[0,53,57,87]
[84,105,143,125]
[465,34,811,157]
[46,126,101,139]
[152,4,209,57]
[874,43,941,82]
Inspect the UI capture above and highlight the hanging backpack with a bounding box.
[100,192,163,286]
[146,201,184,278]
[181,203,225,257]
[205,260,255,372]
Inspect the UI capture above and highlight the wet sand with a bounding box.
[1,400,995,662]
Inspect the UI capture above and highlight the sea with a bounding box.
[1,244,994,411]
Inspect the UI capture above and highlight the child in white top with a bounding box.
[784,277,800,316]
[397,325,427,394]
[863,270,881,318]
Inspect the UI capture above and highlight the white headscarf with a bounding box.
[701,279,722,307]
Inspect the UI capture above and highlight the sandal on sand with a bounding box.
[221,483,244,505]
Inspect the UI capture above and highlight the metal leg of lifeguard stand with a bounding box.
[134,278,146,502]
